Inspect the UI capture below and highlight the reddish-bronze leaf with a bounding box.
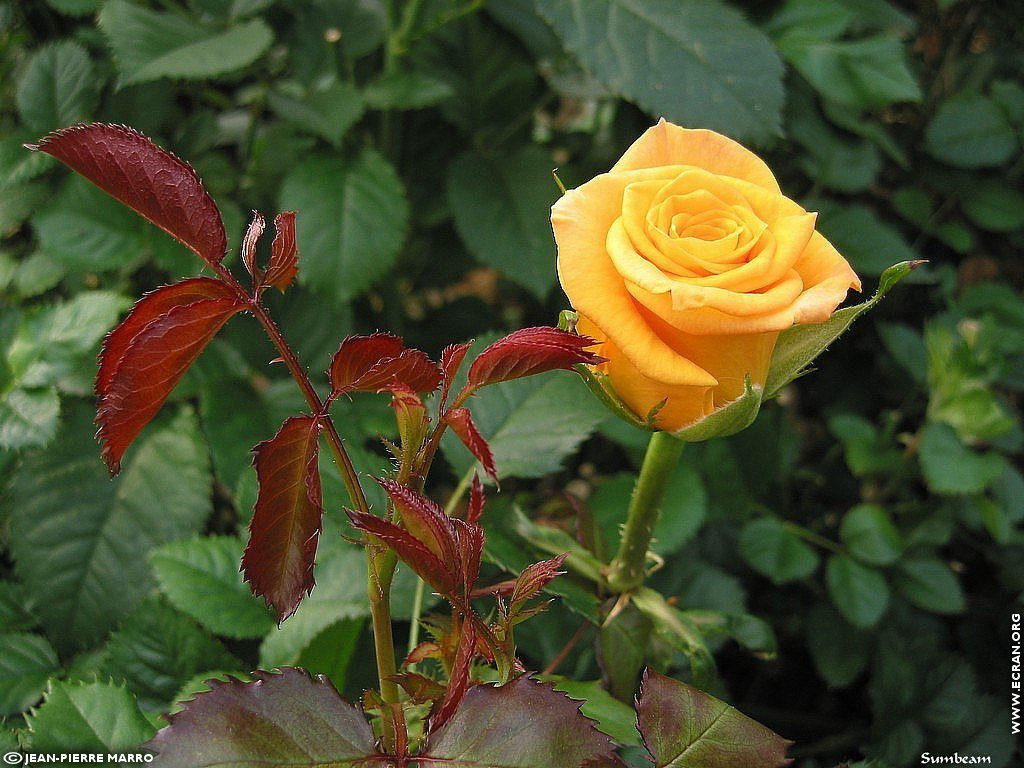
[404,641,443,667]
[347,510,458,596]
[432,620,476,730]
[97,289,244,472]
[419,676,621,768]
[453,517,484,594]
[466,473,485,526]
[444,408,498,485]
[376,478,459,567]
[637,669,793,768]
[511,554,568,611]
[30,123,227,267]
[467,326,604,387]
[439,340,472,406]
[265,211,299,291]
[328,333,441,394]
[241,211,266,282]
[242,416,324,623]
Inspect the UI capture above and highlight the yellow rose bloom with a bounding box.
[553,119,862,432]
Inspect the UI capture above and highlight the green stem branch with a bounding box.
[605,431,685,593]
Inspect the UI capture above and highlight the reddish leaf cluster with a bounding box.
[241,210,299,293]
[329,333,441,394]
[467,326,605,387]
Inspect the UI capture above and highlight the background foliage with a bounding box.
[1,0,1021,765]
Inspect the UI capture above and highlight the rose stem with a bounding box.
[605,430,685,593]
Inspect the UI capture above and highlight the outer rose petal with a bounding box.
[791,231,863,323]
[553,170,718,388]
[612,119,781,193]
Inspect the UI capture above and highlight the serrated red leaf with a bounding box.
[376,478,459,567]
[242,416,324,622]
[97,287,244,472]
[511,554,568,611]
[265,211,299,291]
[347,510,458,596]
[439,340,472,406]
[329,334,441,395]
[241,211,266,282]
[432,620,476,731]
[30,123,227,267]
[453,517,484,593]
[444,408,498,485]
[466,473,485,526]
[467,326,604,387]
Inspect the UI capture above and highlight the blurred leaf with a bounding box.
[46,0,99,14]
[145,669,376,767]
[545,677,642,748]
[15,41,97,132]
[925,94,1019,169]
[363,70,454,109]
[0,582,38,633]
[739,518,819,584]
[538,0,784,144]
[633,588,715,688]
[960,179,1024,233]
[896,558,965,615]
[448,147,558,298]
[839,504,903,566]
[280,151,408,304]
[0,633,59,716]
[150,536,275,639]
[267,81,365,146]
[635,669,792,768]
[878,322,928,384]
[104,598,241,712]
[8,405,211,653]
[598,600,652,701]
[99,0,274,86]
[295,619,363,692]
[26,680,154,751]
[806,604,870,688]
[815,203,919,276]
[0,387,60,451]
[442,372,607,480]
[13,252,66,297]
[826,554,889,628]
[788,99,881,192]
[918,422,1007,495]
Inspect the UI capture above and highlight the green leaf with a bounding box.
[145,669,376,767]
[636,669,792,768]
[597,600,653,701]
[632,588,715,688]
[33,175,147,272]
[0,633,59,715]
[918,422,1007,495]
[26,680,154,751]
[509,506,606,584]
[295,619,364,691]
[544,677,642,747]
[267,81,365,147]
[168,671,251,715]
[363,70,454,110]
[104,598,241,712]
[0,388,60,450]
[99,0,274,86]
[825,553,889,628]
[960,179,1024,233]
[806,604,871,688]
[421,676,618,767]
[279,150,408,303]
[8,405,212,653]
[764,260,920,397]
[150,536,275,640]
[15,41,97,132]
[787,98,881,192]
[815,202,920,276]
[442,372,608,480]
[13,252,65,297]
[777,34,921,109]
[738,518,819,584]
[0,582,38,633]
[537,0,784,144]
[896,557,965,614]
[448,147,558,298]
[829,413,903,477]
[925,94,1019,169]
[878,322,928,384]
[840,504,903,566]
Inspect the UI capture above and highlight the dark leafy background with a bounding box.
[1,1,1021,766]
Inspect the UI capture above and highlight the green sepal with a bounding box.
[670,376,763,442]
[764,260,923,397]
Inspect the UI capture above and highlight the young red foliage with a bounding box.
[443,408,498,485]
[242,415,324,622]
[388,384,429,451]
[96,282,245,472]
[466,327,604,387]
[438,340,472,406]
[329,333,441,394]
[431,619,476,730]
[511,554,568,611]
[30,123,227,268]
[241,211,266,283]
[377,478,460,566]
[466,473,485,526]
[265,211,299,291]
[346,510,458,596]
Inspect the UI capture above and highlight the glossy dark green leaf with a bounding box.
[27,680,154,751]
[545,677,642,748]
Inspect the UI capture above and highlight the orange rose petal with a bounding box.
[553,172,718,388]
[790,231,862,323]
[625,285,803,336]
[611,119,781,193]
